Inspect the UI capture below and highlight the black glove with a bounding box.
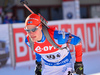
[35,61,42,75]
[74,62,83,74]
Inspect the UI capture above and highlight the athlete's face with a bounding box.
[25,25,42,42]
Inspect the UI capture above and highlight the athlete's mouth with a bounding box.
[31,36,36,39]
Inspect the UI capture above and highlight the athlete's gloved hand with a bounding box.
[35,61,42,75]
[74,62,83,74]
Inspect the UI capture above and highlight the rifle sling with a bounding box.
[29,25,66,51]
[42,25,65,50]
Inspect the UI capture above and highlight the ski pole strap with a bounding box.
[42,25,66,50]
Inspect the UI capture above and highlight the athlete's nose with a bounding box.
[29,31,36,36]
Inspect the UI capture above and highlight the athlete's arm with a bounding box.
[54,30,82,62]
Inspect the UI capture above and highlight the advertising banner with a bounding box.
[12,24,35,66]
[11,19,100,67]
[62,0,80,19]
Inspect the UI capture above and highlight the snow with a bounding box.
[72,51,100,75]
[0,51,100,75]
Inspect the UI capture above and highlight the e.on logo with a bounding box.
[34,45,58,54]
[35,46,55,52]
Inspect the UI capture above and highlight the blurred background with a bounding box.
[0,0,100,75]
[0,0,100,24]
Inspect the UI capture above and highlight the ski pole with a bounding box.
[20,0,49,28]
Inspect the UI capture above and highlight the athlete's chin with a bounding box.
[31,38,37,42]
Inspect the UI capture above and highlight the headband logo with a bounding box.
[28,18,39,21]
[28,21,32,24]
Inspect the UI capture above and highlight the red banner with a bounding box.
[86,23,97,52]
[12,19,100,64]
[98,23,100,50]
[74,24,86,52]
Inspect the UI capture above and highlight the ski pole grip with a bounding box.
[20,0,28,5]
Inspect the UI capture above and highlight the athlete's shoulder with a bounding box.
[54,30,67,44]
[25,35,30,47]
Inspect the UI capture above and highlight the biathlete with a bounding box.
[24,13,84,75]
